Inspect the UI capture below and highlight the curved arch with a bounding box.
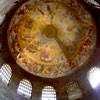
[0,63,12,85]
[17,79,32,99]
[88,67,100,88]
[41,86,56,100]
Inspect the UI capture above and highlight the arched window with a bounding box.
[88,67,100,88]
[0,63,12,85]
[17,79,32,99]
[41,86,56,100]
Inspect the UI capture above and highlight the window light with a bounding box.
[85,0,100,6]
[41,86,56,100]
[88,67,100,88]
[0,15,5,25]
[17,79,32,99]
[0,63,12,85]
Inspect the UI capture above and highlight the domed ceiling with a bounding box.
[0,0,100,100]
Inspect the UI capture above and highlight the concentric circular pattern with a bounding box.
[7,0,96,78]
